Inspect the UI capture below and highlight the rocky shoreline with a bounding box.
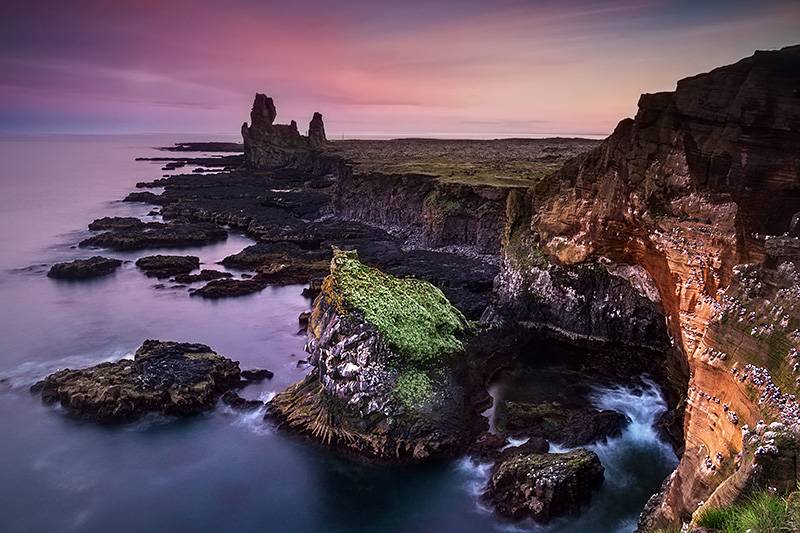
[35,45,800,530]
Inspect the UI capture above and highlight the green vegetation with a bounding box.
[695,489,800,533]
[393,369,433,410]
[323,249,467,365]
[325,138,599,187]
[322,249,469,409]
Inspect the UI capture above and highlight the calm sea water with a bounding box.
[0,134,675,533]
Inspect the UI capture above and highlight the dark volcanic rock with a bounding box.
[241,368,274,381]
[80,222,226,251]
[483,448,604,522]
[221,391,264,411]
[47,256,122,280]
[308,112,327,146]
[136,255,199,278]
[497,400,626,447]
[88,217,148,231]
[241,93,326,170]
[190,278,267,299]
[172,269,232,284]
[124,191,172,204]
[32,340,241,423]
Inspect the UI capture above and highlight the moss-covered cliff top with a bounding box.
[322,249,468,365]
[324,138,599,187]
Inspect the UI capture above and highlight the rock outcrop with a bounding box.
[498,45,800,529]
[308,112,327,146]
[135,255,199,278]
[268,249,477,461]
[241,93,327,169]
[482,447,605,522]
[32,340,241,423]
[496,400,626,447]
[47,256,122,280]
[80,221,226,251]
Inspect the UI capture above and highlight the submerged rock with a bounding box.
[497,400,626,447]
[221,391,264,411]
[172,269,232,284]
[32,340,241,423]
[268,249,475,461]
[47,256,122,280]
[135,255,199,278]
[483,448,604,522]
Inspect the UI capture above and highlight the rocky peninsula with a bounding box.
[34,45,800,530]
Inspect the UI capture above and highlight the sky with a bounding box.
[1,0,798,137]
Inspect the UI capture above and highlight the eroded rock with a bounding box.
[47,256,122,280]
[32,340,241,423]
[482,448,604,522]
[135,255,199,278]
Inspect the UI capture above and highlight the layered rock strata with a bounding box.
[497,45,800,529]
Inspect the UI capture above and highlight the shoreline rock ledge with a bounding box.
[267,248,477,462]
[32,340,242,423]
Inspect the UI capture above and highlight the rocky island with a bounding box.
[28,44,800,531]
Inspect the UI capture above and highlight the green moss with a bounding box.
[695,490,800,533]
[394,368,432,410]
[324,249,468,366]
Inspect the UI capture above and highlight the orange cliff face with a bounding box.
[503,45,800,528]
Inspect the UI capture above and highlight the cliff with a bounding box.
[499,45,800,528]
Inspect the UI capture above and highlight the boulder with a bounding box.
[497,400,627,447]
[189,278,267,299]
[135,255,199,278]
[482,448,604,522]
[47,256,122,280]
[221,391,264,411]
[32,340,241,423]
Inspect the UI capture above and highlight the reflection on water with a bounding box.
[0,135,674,532]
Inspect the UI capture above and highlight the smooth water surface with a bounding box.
[0,135,675,532]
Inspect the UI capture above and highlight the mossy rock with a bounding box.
[322,248,468,367]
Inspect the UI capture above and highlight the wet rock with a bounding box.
[80,221,226,251]
[497,400,626,447]
[172,269,232,284]
[482,448,604,522]
[88,217,148,231]
[221,391,264,411]
[190,278,267,299]
[47,256,122,280]
[123,191,171,205]
[298,311,311,329]
[241,368,274,382]
[135,255,199,278]
[467,432,509,462]
[32,340,241,423]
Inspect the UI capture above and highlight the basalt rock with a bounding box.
[189,278,267,299]
[267,250,476,462]
[88,217,149,231]
[172,269,232,284]
[241,93,327,170]
[80,221,226,251]
[496,400,626,447]
[47,256,122,280]
[308,112,327,147]
[135,255,199,278]
[32,340,241,423]
[482,448,604,522]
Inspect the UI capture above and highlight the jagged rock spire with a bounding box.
[308,112,327,146]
